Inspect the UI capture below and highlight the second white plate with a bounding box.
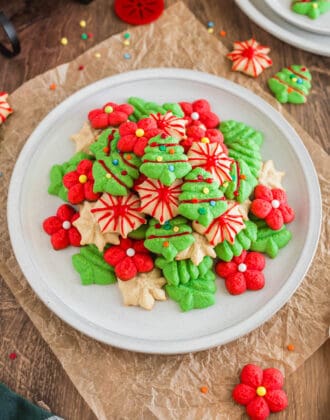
[265,0,330,35]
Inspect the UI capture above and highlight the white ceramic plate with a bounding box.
[8,69,321,354]
[265,0,330,35]
[236,0,330,56]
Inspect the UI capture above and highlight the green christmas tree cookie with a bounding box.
[161,257,217,311]
[292,0,330,19]
[226,138,262,180]
[220,120,264,148]
[48,151,93,202]
[178,167,227,227]
[268,65,312,104]
[215,220,257,262]
[72,245,116,285]
[92,134,141,196]
[128,97,184,121]
[155,256,213,286]
[140,134,192,186]
[250,219,292,258]
[144,217,195,261]
[220,159,257,203]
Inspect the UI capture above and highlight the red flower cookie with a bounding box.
[215,250,265,295]
[179,99,220,129]
[117,118,160,156]
[43,204,81,250]
[250,185,295,230]
[104,238,154,280]
[63,159,100,204]
[88,102,134,129]
[233,364,288,420]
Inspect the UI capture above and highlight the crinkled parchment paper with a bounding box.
[0,3,329,419]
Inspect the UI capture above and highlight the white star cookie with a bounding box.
[73,202,120,251]
[71,122,101,153]
[176,232,216,266]
[117,269,166,310]
[258,160,285,190]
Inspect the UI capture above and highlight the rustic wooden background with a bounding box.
[0,0,329,419]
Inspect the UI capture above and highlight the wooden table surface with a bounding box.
[0,1,329,419]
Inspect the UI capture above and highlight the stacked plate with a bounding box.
[236,0,330,56]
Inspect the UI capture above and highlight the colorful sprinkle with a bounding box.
[81,33,88,40]
[121,170,128,176]
[87,32,94,39]
[60,37,68,46]
[164,223,171,230]
[287,343,295,351]
[163,241,170,247]
[219,30,227,37]
[203,187,209,194]
[94,52,102,59]
[168,164,175,172]
[198,208,206,215]
[79,20,87,28]
[201,137,210,144]
[49,83,57,90]
[207,28,214,34]
[207,21,214,28]
[79,174,87,184]
[173,226,179,232]
[123,40,130,46]
[156,156,163,162]
[78,65,84,71]
[297,78,303,84]
[159,145,166,151]
[200,386,208,394]
[112,159,119,166]
[106,173,112,179]
[126,154,132,160]
[123,53,131,60]
[210,200,216,207]
[256,386,267,397]
[104,105,113,113]
[103,147,109,154]
[9,353,17,360]
[123,32,131,39]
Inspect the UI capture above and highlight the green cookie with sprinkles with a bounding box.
[268,65,312,104]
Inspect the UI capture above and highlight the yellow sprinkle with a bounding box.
[312,3,318,8]
[79,20,87,28]
[156,156,163,162]
[256,386,267,397]
[79,174,88,184]
[292,77,297,82]
[60,37,68,46]
[123,40,130,46]
[207,28,214,34]
[106,173,112,179]
[201,137,210,144]
[135,128,145,137]
[173,226,179,232]
[94,52,101,59]
[203,187,209,194]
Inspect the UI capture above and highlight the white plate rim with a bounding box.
[7,68,322,354]
[264,0,330,35]
[235,0,330,56]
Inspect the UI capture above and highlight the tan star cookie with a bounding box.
[73,202,120,251]
[176,232,216,266]
[258,160,285,190]
[70,122,101,153]
[236,199,251,220]
[117,269,166,311]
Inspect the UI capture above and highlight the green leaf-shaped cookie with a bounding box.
[144,217,195,261]
[220,120,264,148]
[215,220,257,262]
[72,245,116,285]
[128,97,184,121]
[48,151,93,202]
[250,219,292,258]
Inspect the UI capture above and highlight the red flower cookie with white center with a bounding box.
[88,102,134,129]
[63,159,100,204]
[104,238,154,281]
[233,364,288,420]
[43,204,81,250]
[187,142,233,185]
[193,202,245,246]
[114,0,164,25]
[0,92,13,125]
[179,99,220,129]
[180,125,226,153]
[149,111,187,139]
[250,185,295,230]
[117,117,160,157]
[215,250,265,295]
[227,38,273,78]
[90,192,146,238]
[135,178,182,223]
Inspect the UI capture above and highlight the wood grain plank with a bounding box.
[0,0,328,418]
